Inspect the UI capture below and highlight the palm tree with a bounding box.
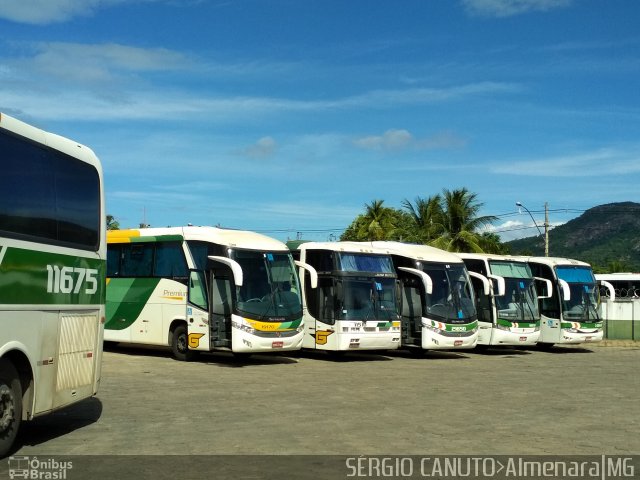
[357,199,396,241]
[401,195,444,243]
[430,188,498,252]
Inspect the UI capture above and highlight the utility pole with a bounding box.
[544,202,549,257]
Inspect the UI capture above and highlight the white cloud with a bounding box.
[461,0,572,17]
[491,148,640,177]
[353,129,468,152]
[0,0,125,24]
[241,136,278,158]
[0,0,200,25]
[15,42,192,85]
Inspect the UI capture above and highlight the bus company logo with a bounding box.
[7,456,73,479]
[313,330,334,345]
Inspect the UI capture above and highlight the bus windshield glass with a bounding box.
[231,250,303,321]
[337,253,394,273]
[421,264,476,322]
[556,266,599,321]
[490,261,539,323]
[336,277,398,322]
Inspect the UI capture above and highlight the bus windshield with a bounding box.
[422,264,475,323]
[556,266,600,321]
[490,261,539,323]
[231,250,303,321]
[336,277,398,322]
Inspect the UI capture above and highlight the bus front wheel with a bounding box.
[0,359,22,457]
[171,325,196,362]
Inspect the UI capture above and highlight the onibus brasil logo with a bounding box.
[7,456,72,479]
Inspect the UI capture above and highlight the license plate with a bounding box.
[519,336,527,342]
[272,341,284,348]
[454,340,463,346]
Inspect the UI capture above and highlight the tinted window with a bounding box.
[0,129,100,250]
[120,244,153,277]
[154,242,188,278]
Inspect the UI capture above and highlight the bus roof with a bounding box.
[292,241,393,256]
[0,112,100,169]
[107,226,289,251]
[595,273,640,281]
[370,241,464,264]
[458,253,531,264]
[521,256,592,268]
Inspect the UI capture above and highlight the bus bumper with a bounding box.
[559,329,604,344]
[489,328,540,346]
[231,330,304,353]
[422,330,478,350]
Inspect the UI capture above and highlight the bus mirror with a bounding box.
[598,280,615,301]
[208,256,243,287]
[534,277,553,299]
[487,274,506,296]
[398,267,432,295]
[295,260,318,289]
[558,279,571,301]
[467,271,490,296]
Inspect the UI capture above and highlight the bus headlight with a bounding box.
[232,320,255,335]
[496,323,511,331]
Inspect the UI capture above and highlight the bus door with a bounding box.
[186,270,212,353]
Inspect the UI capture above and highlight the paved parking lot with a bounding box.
[7,342,639,456]
[2,343,639,478]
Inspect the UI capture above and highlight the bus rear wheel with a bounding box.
[171,325,196,362]
[0,359,22,457]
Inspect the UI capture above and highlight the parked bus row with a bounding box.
[0,112,607,456]
[103,228,606,360]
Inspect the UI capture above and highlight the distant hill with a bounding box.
[506,202,640,272]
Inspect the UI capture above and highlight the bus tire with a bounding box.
[0,359,22,457]
[171,324,196,362]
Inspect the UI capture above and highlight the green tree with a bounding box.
[356,199,396,241]
[429,188,498,253]
[401,195,444,243]
[106,215,120,230]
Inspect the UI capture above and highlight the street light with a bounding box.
[516,201,543,236]
[516,201,549,256]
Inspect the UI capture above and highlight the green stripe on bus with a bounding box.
[105,277,161,330]
[129,235,183,243]
[0,246,105,304]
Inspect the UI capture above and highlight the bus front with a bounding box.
[230,249,305,352]
[299,247,401,351]
[488,261,540,346]
[414,262,478,349]
[554,265,603,344]
[188,244,305,354]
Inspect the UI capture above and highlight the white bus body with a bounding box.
[290,242,401,351]
[0,113,105,456]
[526,257,603,346]
[459,254,543,347]
[371,242,479,350]
[107,227,314,359]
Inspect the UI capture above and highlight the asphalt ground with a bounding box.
[2,341,639,479]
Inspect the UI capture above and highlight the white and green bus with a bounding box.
[371,242,479,350]
[288,241,401,351]
[459,254,547,347]
[0,113,106,456]
[525,256,603,347]
[106,227,316,360]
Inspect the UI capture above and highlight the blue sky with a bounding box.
[2,0,639,242]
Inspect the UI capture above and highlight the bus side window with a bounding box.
[121,243,153,277]
[107,245,122,277]
[154,242,188,281]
